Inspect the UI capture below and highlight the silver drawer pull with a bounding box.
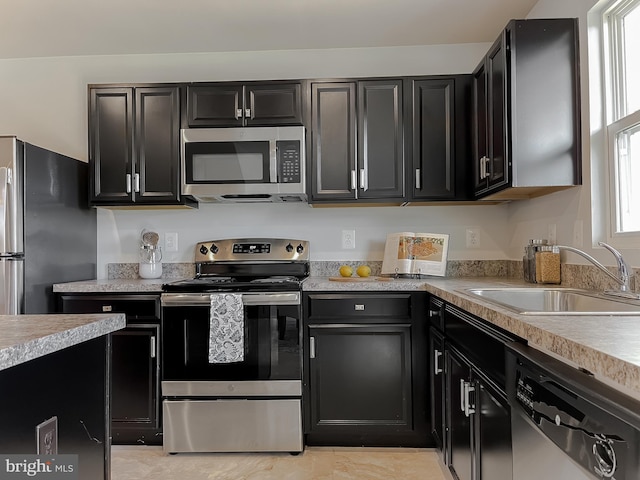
[354,304,365,311]
[434,349,443,375]
[102,305,113,312]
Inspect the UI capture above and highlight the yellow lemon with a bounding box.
[339,265,353,277]
[356,265,371,277]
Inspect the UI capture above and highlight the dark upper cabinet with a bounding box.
[357,80,405,200]
[89,85,196,207]
[186,82,304,127]
[308,79,404,203]
[309,82,357,201]
[473,18,581,200]
[409,76,471,201]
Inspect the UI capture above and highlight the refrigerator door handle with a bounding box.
[0,167,9,253]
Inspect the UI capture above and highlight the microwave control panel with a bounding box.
[276,140,301,183]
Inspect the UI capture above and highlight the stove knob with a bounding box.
[286,243,294,253]
[199,245,209,255]
[211,243,219,254]
[296,244,304,254]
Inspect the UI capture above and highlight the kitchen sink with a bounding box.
[462,287,640,315]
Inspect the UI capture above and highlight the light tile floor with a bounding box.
[111,446,450,480]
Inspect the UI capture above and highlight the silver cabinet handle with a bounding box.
[434,349,443,375]
[359,168,368,191]
[126,173,132,193]
[235,108,243,120]
[354,304,365,311]
[351,170,357,190]
[464,382,476,417]
[150,335,156,358]
[245,108,251,119]
[480,156,490,179]
[415,168,421,189]
[309,336,316,359]
[134,173,140,193]
[460,379,466,412]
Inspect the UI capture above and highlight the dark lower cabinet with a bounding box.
[447,347,474,480]
[57,294,162,445]
[110,325,160,444]
[431,298,514,480]
[0,336,110,480]
[303,292,429,446]
[429,326,446,450]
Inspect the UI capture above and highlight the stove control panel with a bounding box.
[194,238,309,263]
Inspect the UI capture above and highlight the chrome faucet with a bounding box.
[556,242,638,299]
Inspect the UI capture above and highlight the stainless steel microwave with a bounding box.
[181,126,306,203]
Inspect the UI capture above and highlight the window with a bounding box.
[604,0,640,235]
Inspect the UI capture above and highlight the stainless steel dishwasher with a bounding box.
[507,343,640,479]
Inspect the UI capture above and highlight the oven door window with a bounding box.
[184,141,271,184]
[162,304,300,381]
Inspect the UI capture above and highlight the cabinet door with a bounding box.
[410,78,456,200]
[111,325,160,442]
[186,84,244,127]
[446,348,473,480]
[429,327,446,452]
[245,83,303,126]
[486,36,508,191]
[57,294,162,445]
[472,63,489,194]
[309,82,357,201]
[357,80,404,199]
[89,87,134,203]
[475,374,512,480]
[307,325,413,433]
[135,86,181,204]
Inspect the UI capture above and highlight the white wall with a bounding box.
[0,44,518,278]
[7,7,622,279]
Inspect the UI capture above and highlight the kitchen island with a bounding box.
[0,312,125,480]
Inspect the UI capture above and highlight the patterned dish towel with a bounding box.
[208,293,245,363]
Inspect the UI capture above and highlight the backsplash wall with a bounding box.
[96,202,511,279]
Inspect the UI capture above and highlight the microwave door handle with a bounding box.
[269,140,278,182]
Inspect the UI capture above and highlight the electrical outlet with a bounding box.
[342,230,356,249]
[36,416,58,455]
[466,228,480,248]
[548,223,557,244]
[165,232,178,252]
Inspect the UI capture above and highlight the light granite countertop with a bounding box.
[53,278,167,293]
[53,275,640,399]
[0,313,126,372]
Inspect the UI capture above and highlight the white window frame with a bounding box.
[600,0,640,247]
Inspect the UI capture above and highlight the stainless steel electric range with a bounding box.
[160,238,309,454]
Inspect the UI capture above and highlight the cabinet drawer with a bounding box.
[307,294,411,322]
[59,294,160,322]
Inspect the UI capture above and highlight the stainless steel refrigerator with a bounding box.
[0,136,96,314]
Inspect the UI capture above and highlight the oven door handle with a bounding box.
[161,292,300,307]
